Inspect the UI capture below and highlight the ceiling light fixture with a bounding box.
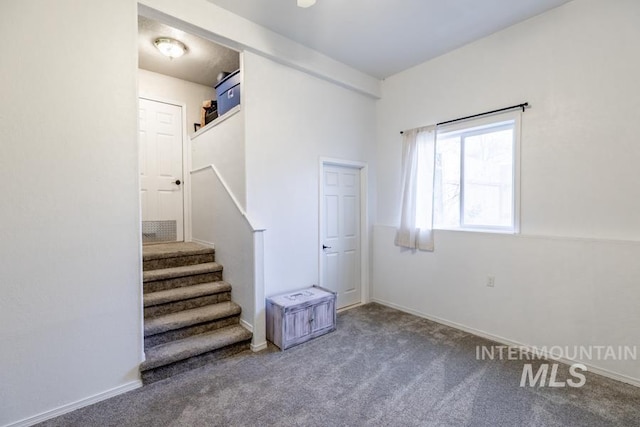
[297,0,316,8]
[154,38,186,59]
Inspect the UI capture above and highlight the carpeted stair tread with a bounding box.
[144,281,231,308]
[143,262,222,283]
[141,325,252,371]
[144,301,241,337]
[143,242,214,261]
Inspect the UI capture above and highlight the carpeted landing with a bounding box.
[39,303,640,426]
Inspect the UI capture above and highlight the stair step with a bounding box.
[141,325,252,376]
[144,281,232,308]
[144,301,241,337]
[144,302,241,349]
[144,282,232,318]
[143,324,251,370]
[143,262,222,282]
[143,243,215,271]
[143,263,223,293]
[143,242,214,261]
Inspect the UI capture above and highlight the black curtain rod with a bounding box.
[400,102,529,134]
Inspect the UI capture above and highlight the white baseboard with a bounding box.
[251,341,268,352]
[239,319,267,352]
[239,318,253,332]
[337,302,364,313]
[371,298,640,389]
[5,380,142,427]
[191,238,215,249]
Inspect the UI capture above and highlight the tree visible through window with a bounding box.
[430,117,518,232]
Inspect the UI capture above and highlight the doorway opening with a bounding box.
[137,12,240,244]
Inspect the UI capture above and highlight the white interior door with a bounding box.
[139,98,184,243]
[321,164,361,309]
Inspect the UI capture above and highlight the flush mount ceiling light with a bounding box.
[297,0,316,8]
[154,37,186,59]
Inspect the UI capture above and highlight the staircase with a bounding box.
[140,242,252,384]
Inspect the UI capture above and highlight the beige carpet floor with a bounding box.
[39,303,640,426]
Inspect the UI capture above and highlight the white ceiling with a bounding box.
[138,16,240,87]
[206,0,572,79]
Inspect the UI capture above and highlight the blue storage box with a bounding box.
[215,69,241,116]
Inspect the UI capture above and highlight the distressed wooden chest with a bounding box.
[266,286,337,350]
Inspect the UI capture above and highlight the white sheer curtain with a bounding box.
[395,125,436,251]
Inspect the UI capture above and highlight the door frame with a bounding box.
[138,95,192,242]
[318,157,369,309]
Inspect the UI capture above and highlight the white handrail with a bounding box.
[191,164,265,232]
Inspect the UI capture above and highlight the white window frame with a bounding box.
[434,111,521,234]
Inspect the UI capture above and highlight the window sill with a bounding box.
[434,227,518,235]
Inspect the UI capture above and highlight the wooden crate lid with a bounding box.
[268,287,334,308]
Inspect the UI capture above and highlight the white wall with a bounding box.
[374,0,640,383]
[191,109,246,207]
[373,226,640,382]
[138,69,216,136]
[190,109,257,335]
[191,168,256,333]
[0,1,142,426]
[242,52,377,298]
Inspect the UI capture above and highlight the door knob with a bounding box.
[173,179,181,185]
[322,244,331,250]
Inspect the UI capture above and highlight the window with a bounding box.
[428,114,520,233]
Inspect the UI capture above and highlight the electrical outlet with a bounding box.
[486,276,495,287]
